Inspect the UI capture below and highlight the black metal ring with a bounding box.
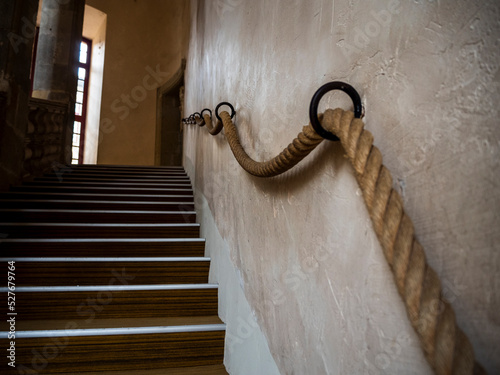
[189,114,195,124]
[193,112,201,119]
[309,81,363,141]
[201,108,212,118]
[215,102,235,122]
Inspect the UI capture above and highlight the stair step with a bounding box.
[0,191,194,202]
[9,324,225,338]
[59,364,229,375]
[9,316,223,331]
[0,223,200,238]
[1,330,225,372]
[0,199,194,211]
[7,258,210,286]
[50,171,190,179]
[1,238,206,257]
[2,284,219,320]
[69,164,185,170]
[44,171,190,179]
[23,180,192,188]
[35,177,191,184]
[0,209,196,223]
[11,185,193,195]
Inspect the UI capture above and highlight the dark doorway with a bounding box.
[159,92,182,165]
[155,60,185,166]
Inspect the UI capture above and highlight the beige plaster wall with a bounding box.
[85,0,189,165]
[183,0,500,373]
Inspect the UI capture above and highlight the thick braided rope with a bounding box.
[219,111,324,177]
[319,108,486,375]
[196,114,223,135]
[209,108,485,374]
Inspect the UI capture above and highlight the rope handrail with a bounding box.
[183,82,487,375]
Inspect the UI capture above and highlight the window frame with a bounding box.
[72,37,92,165]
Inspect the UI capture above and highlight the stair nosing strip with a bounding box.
[20,324,226,338]
[0,209,196,214]
[49,166,184,169]
[33,181,191,185]
[0,284,219,292]
[1,257,210,262]
[0,238,205,242]
[13,186,192,191]
[0,195,194,198]
[0,199,194,205]
[0,223,200,227]
[25,182,192,186]
[2,324,226,338]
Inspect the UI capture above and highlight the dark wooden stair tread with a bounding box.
[0,199,194,211]
[3,331,225,372]
[10,259,210,285]
[37,175,191,181]
[0,222,201,238]
[7,285,219,320]
[35,177,191,184]
[0,238,206,257]
[23,180,192,188]
[0,208,196,223]
[60,364,229,374]
[0,191,194,202]
[11,184,193,195]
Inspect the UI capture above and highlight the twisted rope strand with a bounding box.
[193,108,486,374]
[220,111,324,177]
[199,114,223,135]
[321,108,486,375]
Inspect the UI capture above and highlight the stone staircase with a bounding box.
[0,165,228,374]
